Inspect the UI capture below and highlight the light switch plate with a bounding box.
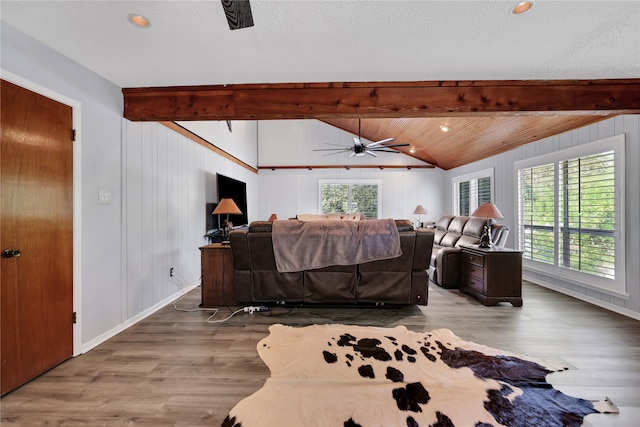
[98,190,111,205]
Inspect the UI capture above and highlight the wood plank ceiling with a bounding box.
[123,79,640,170]
[320,115,609,169]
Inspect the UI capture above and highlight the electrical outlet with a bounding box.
[169,267,174,277]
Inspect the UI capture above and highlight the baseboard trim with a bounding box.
[80,282,200,354]
[524,274,640,321]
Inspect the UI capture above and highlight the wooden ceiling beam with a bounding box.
[123,79,640,122]
[258,165,435,170]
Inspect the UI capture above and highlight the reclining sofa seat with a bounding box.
[428,215,509,289]
[228,219,434,306]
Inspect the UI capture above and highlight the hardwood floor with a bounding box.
[1,280,639,426]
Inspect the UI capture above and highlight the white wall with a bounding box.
[176,120,258,166]
[445,115,640,319]
[256,120,445,222]
[258,120,429,167]
[122,122,258,318]
[1,22,258,352]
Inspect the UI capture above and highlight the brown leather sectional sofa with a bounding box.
[428,215,509,289]
[228,220,434,306]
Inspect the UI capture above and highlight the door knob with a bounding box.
[2,248,21,258]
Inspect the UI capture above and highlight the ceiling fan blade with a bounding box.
[323,151,350,157]
[379,143,410,148]
[322,142,351,147]
[366,150,379,157]
[366,138,395,148]
[313,148,351,151]
[221,0,254,30]
[370,149,402,153]
[349,152,357,158]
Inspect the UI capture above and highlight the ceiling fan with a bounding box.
[221,0,254,30]
[314,119,410,158]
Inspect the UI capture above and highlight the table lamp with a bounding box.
[212,198,242,244]
[413,205,427,228]
[471,202,504,248]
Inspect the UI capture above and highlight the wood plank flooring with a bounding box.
[1,280,639,426]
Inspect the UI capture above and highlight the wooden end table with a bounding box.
[460,245,523,307]
[199,243,237,307]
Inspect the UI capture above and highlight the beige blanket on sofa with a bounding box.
[272,218,402,273]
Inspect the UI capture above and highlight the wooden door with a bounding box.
[1,79,74,395]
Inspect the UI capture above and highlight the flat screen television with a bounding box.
[216,173,248,227]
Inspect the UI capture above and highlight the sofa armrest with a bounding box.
[412,229,434,270]
[492,225,510,247]
[435,246,463,288]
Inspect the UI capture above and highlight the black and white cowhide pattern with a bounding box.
[222,324,616,427]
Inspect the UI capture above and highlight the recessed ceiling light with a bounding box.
[510,1,533,15]
[128,13,151,28]
[409,147,416,154]
[440,125,450,132]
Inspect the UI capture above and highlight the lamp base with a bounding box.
[478,223,492,248]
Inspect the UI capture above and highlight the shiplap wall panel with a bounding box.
[257,167,445,223]
[445,115,639,318]
[123,121,258,319]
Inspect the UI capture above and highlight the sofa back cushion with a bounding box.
[249,221,273,232]
[439,216,469,247]
[463,217,490,238]
[435,215,455,231]
[433,215,455,245]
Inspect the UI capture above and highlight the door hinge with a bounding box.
[72,129,76,141]
[72,312,77,324]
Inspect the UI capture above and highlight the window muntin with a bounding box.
[319,179,381,219]
[515,134,625,294]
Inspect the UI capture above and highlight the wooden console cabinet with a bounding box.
[199,243,236,307]
[461,246,523,307]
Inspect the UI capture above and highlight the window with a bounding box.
[515,134,625,294]
[319,179,381,219]
[452,168,494,215]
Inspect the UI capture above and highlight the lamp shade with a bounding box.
[413,205,428,215]
[472,202,504,219]
[212,198,242,215]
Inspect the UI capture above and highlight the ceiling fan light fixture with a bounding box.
[510,1,533,15]
[128,13,151,28]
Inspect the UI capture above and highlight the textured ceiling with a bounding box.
[2,1,638,169]
[2,1,638,88]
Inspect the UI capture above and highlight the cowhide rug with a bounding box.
[222,324,617,427]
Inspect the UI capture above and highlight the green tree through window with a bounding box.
[517,140,621,286]
[320,180,380,219]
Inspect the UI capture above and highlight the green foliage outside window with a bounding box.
[351,184,378,219]
[321,184,348,214]
[518,151,616,280]
[321,182,379,219]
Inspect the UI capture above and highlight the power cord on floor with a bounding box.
[170,272,271,323]
[207,306,269,323]
[170,273,215,313]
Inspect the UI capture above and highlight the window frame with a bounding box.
[514,134,626,296]
[452,168,495,215]
[318,179,382,219]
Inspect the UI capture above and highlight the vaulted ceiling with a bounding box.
[3,1,639,169]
